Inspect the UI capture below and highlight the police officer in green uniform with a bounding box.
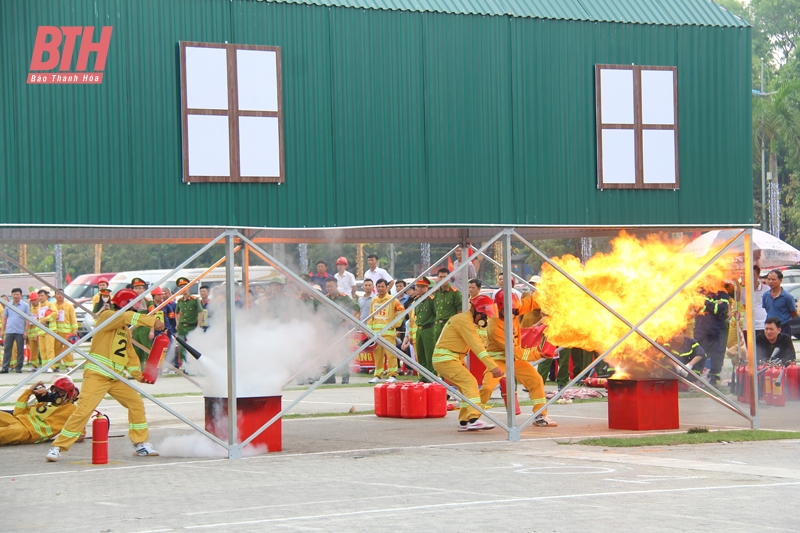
[432,267,463,342]
[175,277,203,365]
[130,277,154,367]
[413,277,437,382]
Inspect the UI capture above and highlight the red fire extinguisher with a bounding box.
[92,411,110,465]
[499,377,520,415]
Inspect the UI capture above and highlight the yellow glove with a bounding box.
[130,370,144,383]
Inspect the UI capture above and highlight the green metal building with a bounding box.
[1,0,752,234]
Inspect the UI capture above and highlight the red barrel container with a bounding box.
[425,383,447,418]
[374,383,389,417]
[401,383,427,419]
[607,379,679,430]
[786,364,800,400]
[92,412,110,465]
[204,396,282,452]
[386,383,402,418]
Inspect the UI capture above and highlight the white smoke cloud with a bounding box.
[182,297,343,398]
[158,433,267,458]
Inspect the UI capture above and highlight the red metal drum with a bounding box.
[607,379,679,430]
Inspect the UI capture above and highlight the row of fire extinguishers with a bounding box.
[732,360,800,406]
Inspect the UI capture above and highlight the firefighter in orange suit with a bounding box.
[480,290,558,427]
[368,278,405,383]
[53,290,78,371]
[0,377,79,445]
[432,295,502,431]
[46,289,164,462]
[35,289,59,370]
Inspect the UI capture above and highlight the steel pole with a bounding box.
[761,57,767,232]
[744,229,759,427]
[225,232,241,458]
[502,230,519,440]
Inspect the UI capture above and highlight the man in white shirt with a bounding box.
[363,254,394,292]
[451,247,477,293]
[745,265,770,339]
[334,257,357,298]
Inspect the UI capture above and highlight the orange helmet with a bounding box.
[111,289,138,308]
[471,295,496,317]
[52,376,78,401]
[29,291,38,300]
[494,290,521,312]
[97,277,109,285]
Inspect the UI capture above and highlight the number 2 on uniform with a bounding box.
[114,338,128,359]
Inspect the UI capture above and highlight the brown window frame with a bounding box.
[595,64,679,190]
[180,41,285,184]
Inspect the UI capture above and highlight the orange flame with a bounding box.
[538,232,728,378]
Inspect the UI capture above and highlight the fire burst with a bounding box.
[537,232,728,378]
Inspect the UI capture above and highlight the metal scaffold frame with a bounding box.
[0,225,761,457]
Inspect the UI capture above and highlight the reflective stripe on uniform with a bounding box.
[129,422,148,430]
[531,397,547,405]
[15,401,27,409]
[27,414,54,441]
[59,427,82,439]
[85,352,126,378]
[130,313,141,327]
[432,348,462,363]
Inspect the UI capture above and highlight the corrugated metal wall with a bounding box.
[1,0,752,228]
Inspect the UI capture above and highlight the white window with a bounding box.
[180,42,284,183]
[595,65,678,189]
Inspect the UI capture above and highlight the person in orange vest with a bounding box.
[480,290,557,426]
[52,290,78,371]
[368,279,405,383]
[433,295,502,431]
[46,289,164,462]
[0,377,80,445]
[35,289,59,372]
[91,277,110,308]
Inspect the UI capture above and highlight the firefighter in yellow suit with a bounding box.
[368,278,405,383]
[0,377,79,445]
[433,295,502,431]
[480,290,558,427]
[35,289,59,370]
[46,289,164,462]
[28,292,41,369]
[53,290,78,371]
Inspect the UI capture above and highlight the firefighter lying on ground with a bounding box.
[480,290,558,427]
[46,289,164,462]
[0,377,81,445]
[432,295,502,431]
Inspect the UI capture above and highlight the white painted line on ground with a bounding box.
[182,492,435,516]
[129,481,800,531]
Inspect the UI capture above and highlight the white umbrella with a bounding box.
[683,229,800,268]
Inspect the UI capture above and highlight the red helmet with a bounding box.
[471,295,496,317]
[111,288,138,308]
[98,277,109,285]
[151,286,164,296]
[494,290,521,312]
[52,376,77,401]
[336,257,349,266]
[29,291,38,300]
